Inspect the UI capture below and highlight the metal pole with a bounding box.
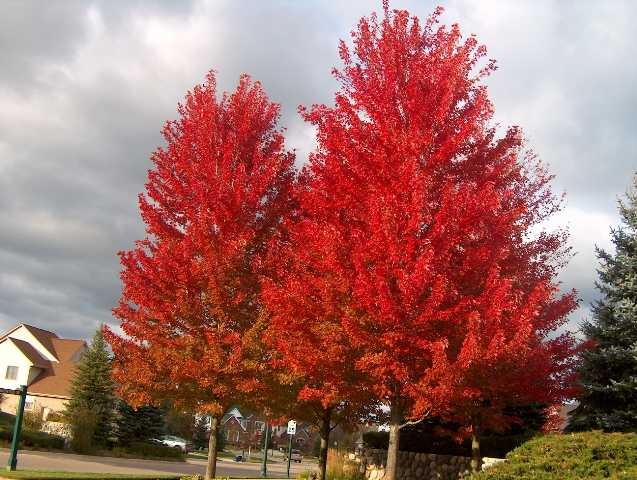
[260,422,269,478]
[7,385,27,471]
[286,434,293,478]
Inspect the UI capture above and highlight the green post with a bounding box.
[260,422,269,478]
[7,385,27,471]
[286,434,293,478]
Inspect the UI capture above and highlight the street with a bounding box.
[0,449,315,478]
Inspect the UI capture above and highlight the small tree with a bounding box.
[568,175,637,432]
[65,329,115,450]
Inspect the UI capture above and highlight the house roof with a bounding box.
[28,338,86,398]
[0,323,59,360]
[5,338,50,368]
[222,415,248,431]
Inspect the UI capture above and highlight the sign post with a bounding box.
[260,422,270,478]
[3,385,28,471]
[286,420,296,478]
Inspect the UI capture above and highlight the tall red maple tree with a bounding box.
[105,72,294,480]
[296,4,579,479]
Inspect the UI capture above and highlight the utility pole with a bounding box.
[260,422,270,478]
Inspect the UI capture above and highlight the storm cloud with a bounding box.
[1,0,635,339]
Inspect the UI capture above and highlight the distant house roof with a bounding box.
[28,338,85,397]
[0,323,60,360]
[0,324,86,398]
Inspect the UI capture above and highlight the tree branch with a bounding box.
[398,410,431,430]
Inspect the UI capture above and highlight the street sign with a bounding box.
[287,419,297,435]
[0,388,23,395]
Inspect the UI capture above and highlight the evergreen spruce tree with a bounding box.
[114,401,165,445]
[568,176,637,432]
[65,328,116,448]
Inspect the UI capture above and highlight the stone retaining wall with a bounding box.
[358,448,479,480]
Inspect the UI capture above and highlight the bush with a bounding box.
[23,408,44,432]
[0,424,65,450]
[113,441,184,460]
[471,431,637,479]
[363,430,531,458]
[45,411,66,423]
[70,408,98,454]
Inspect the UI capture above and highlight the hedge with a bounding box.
[363,430,532,458]
[472,431,637,479]
[0,424,66,450]
[111,441,185,460]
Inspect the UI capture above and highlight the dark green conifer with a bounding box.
[65,328,116,448]
[568,176,637,432]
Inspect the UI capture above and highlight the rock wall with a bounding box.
[359,448,473,480]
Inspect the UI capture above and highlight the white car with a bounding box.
[153,435,192,452]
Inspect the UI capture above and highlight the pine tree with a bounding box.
[114,401,165,445]
[65,329,116,448]
[569,175,637,432]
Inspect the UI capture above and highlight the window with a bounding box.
[5,365,18,380]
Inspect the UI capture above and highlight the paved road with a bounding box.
[0,449,314,478]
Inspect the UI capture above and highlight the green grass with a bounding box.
[0,471,179,480]
[472,431,637,480]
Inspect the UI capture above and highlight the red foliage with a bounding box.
[292,1,580,442]
[105,72,295,416]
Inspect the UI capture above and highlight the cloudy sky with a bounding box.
[1,0,635,340]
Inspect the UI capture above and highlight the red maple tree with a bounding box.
[295,3,579,479]
[105,72,294,480]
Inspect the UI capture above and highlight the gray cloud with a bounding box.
[0,0,635,340]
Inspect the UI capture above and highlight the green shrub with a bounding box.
[472,431,637,479]
[45,411,66,423]
[70,408,98,454]
[0,424,65,450]
[363,430,531,458]
[112,441,184,460]
[23,408,44,432]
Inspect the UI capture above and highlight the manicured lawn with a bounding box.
[0,471,178,480]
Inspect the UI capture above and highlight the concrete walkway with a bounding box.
[0,449,312,478]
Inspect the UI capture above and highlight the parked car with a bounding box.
[153,435,193,452]
[285,449,303,463]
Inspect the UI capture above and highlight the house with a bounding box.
[221,406,266,448]
[271,421,320,453]
[0,323,86,419]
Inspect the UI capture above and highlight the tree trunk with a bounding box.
[205,416,219,480]
[470,425,481,473]
[385,403,401,480]
[318,408,332,480]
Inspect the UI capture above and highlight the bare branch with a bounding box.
[398,410,431,430]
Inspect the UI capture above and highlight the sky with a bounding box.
[0,0,635,340]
